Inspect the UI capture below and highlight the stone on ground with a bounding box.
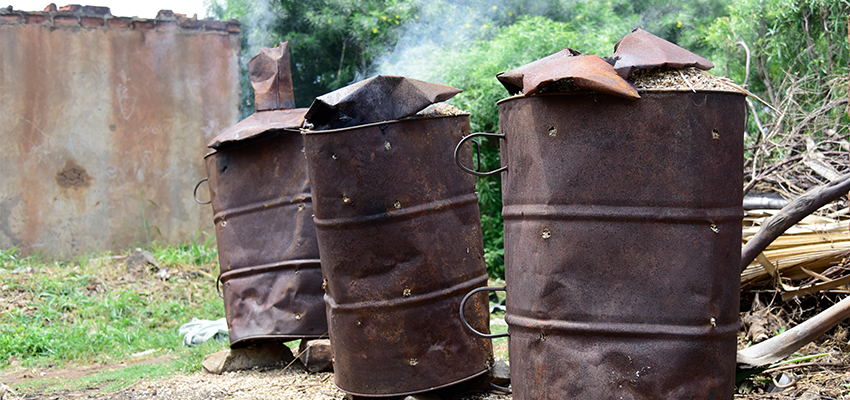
[297,339,333,373]
[202,341,295,375]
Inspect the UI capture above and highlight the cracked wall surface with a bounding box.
[0,6,242,258]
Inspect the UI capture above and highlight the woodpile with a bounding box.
[742,208,850,294]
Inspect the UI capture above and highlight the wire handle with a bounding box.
[193,178,211,205]
[459,286,509,339]
[454,133,507,177]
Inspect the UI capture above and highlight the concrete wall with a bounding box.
[0,7,242,259]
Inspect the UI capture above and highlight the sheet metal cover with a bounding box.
[206,108,308,149]
[304,75,462,130]
[612,28,714,79]
[248,42,296,111]
[496,49,639,100]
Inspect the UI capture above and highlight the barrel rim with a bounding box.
[301,113,470,136]
[496,89,747,106]
[337,367,489,398]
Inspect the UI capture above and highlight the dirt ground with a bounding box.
[2,345,848,400]
[0,360,510,400]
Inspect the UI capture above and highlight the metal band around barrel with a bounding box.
[219,258,322,283]
[212,194,311,223]
[503,204,743,223]
[314,193,479,230]
[326,274,488,313]
[505,314,740,338]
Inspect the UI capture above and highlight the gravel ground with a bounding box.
[4,366,512,400]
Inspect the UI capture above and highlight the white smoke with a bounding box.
[372,0,559,83]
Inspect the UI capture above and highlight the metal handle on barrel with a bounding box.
[459,285,508,339]
[193,178,211,205]
[459,285,512,393]
[454,133,507,177]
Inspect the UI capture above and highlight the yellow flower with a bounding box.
[373,28,378,33]
[677,20,683,28]
[328,19,332,24]
[395,20,399,24]
[381,16,387,20]
[492,5,498,10]
[483,24,489,28]
[465,23,471,28]
[395,15,399,19]
[509,12,513,16]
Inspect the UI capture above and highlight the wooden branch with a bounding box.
[781,274,850,301]
[737,295,850,367]
[741,173,850,271]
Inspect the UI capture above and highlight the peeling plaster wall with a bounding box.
[0,10,241,259]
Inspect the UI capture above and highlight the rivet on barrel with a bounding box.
[384,141,392,150]
[403,288,412,297]
[393,200,402,209]
[298,203,305,211]
[712,128,720,140]
[295,313,302,320]
[409,358,418,366]
[710,223,719,233]
[220,220,227,227]
[541,228,552,239]
[548,126,557,137]
[342,194,352,204]
[332,153,338,160]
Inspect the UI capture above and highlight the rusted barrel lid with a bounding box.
[207,42,306,149]
[304,75,462,130]
[206,108,307,149]
[497,49,639,99]
[249,42,296,111]
[612,28,714,79]
[496,28,721,99]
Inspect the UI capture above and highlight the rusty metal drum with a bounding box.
[204,113,327,346]
[303,115,493,397]
[465,90,745,399]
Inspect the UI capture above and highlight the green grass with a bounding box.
[0,240,229,394]
[1,241,513,395]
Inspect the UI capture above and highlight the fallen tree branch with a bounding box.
[762,361,847,374]
[741,173,850,271]
[737,295,850,367]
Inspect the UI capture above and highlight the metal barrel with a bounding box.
[304,115,493,397]
[497,91,745,399]
[205,129,327,346]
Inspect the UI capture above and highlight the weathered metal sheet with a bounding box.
[496,91,745,399]
[497,49,640,99]
[248,42,296,111]
[304,75,462,130]
[207,108,307,148]
[205,129,327,345]
[304,115,493,397]
[613,28,715,79]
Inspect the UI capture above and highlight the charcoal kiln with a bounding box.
[459,29,746,400]
[303,76,493,397]
[203,43,327,346]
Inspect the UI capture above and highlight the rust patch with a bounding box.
[55,159,91,188]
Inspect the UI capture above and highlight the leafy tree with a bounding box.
[702,0,849,194]
[704,0,849,104]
